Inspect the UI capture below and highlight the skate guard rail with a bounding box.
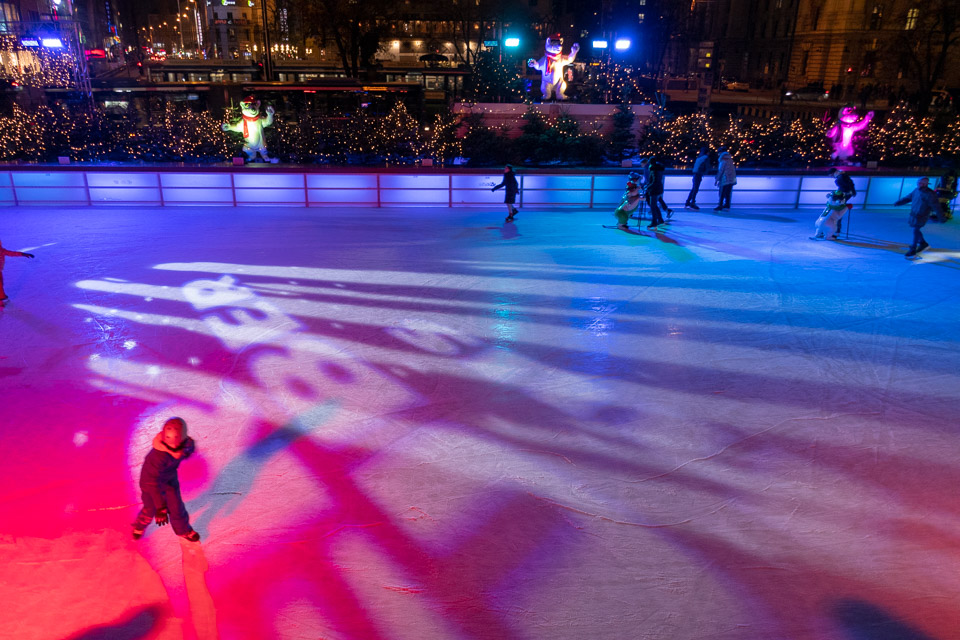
[0,167,937,209]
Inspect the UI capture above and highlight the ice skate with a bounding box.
[917,241,930,253]
[179,530,201,542]
[132,526,145,540]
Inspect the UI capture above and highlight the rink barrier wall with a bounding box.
[0,168,938,209]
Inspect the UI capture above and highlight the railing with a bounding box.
[0,167,935,209]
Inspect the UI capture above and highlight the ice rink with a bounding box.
[1,200,958,640]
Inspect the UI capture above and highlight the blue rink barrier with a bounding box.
[0,167,936,209]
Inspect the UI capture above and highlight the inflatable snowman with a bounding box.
[528,34,579,101]
[222,95,279,163]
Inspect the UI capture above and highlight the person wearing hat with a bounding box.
[491,165,520,222]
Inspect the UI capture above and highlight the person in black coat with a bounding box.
[645,159,667,230]
[132,417,201,541]
[491,165,520,222]
[829,168,857,233]
[894,177,939,258]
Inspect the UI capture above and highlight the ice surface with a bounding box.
[0,202,958,639]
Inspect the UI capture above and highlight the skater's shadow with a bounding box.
[189,401,338,533]
[651,230,682,245]
[830,598,936,640]
[833,236,910,254]
[703,209,798,223]
[63,605,164,640]
[500,221,520,239]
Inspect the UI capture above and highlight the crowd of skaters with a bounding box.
[489,152,956,257]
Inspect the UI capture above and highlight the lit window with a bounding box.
[638,12,645,22]
[905,7,918,30]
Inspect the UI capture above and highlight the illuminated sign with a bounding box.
[20,38,40,47]
[42,38,64,48]
[592,40,608,49]
[483,40,498,47]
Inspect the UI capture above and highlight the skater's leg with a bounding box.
[163,485,194,537]
[721,184,733,208]
[912,227,926,249]
[0,271,6,299]
[133,491,158,533]
[647,199,664,227]
[687,175,702,206]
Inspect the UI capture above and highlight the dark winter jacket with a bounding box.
[895,186,938,228]
[834,172,856,197]
[492,171,519,197]
[645,161,665,196]
[139,432,195,508]
[692,153,710,176]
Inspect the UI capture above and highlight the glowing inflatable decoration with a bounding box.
[527,34,579,101]
[826,106,874,162]
[222,95,279,163]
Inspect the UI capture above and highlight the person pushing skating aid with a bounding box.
[132,417,201,542]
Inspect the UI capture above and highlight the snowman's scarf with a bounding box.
[242,113,261,138]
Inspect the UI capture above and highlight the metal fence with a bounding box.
[0,168,936,209]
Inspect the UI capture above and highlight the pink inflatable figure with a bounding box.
[527,34,579,101]
[826,106,874,162]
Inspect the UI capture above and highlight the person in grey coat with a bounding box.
[685,147,711,210]
[714,152,737,210]
[894,176,939,258]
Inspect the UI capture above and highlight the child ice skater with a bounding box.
[614,180,641,229]
[132,417,201,542]
[811,190,852,241]
[0,239,35,303]
[491,164,520,222]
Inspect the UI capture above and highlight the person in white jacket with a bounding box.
[714,151,737,211]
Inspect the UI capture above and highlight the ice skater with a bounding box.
[0,239,35,304]
[829,167,857,234]
[614,180,642,229]
[810,190,851,241]
[685,147,711,210]
[491,165,520,222]
[645,158,667,230]
[132,417,201,542]
[894,177,939,259]
[636,158,673,219]
[714,152,737,210]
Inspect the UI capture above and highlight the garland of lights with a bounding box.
[0,100,953,166]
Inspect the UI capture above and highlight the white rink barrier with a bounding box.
[0,169,938,209]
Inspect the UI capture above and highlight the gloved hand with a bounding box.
[156,508,169,526]
[23,253,34,258]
